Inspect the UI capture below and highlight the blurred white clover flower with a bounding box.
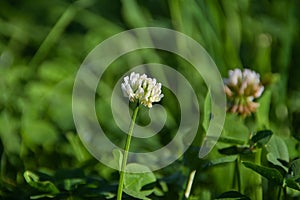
[224,68,264,116]
[121,72,164,108]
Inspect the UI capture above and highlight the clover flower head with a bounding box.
[224,68,264,116]
[121,72,164,108]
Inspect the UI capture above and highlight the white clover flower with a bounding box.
[121,72,164,108]
[224,68,264,116]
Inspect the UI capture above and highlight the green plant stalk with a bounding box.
[254,148,262,200]
[235,155,242,193]
[178,165,189,200]
[277,185,282,200]
[29,5,76,68]
[184,170,196,199]
[168,0,183,31]
[117,106,139,200]
[283,186,287,200]
[29,0,93,68]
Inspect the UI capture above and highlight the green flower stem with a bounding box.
[235,155,241,193]
[254,148,262,200]
[117,106,139,200]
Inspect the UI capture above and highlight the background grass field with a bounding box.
[1,0,300,199]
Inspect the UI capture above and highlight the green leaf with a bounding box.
[285,178,300,191]
[218,146,251,155]
[112,148,123,171]
[266,135,289,172]
[285,159,300,191]
[222,114,249,142]
[22,120,59,147]
[122,188,151,200]
[242,162,283,185]
[48,86,74,131]
[54,168,87,191]
[0,112,21,154]
[30,194,57,199]
[267,154,289,172]
[217,136,246,145]
[66,132,91,162]
[38,61,69,82]
[202,90,212,132]
[62,178,86,191]
[205,155,237,168]
[288,159,300,178]
[216,191,250,200]
[256,89,271,129]
[123,188,151,200]
[250,130,273,147]
[24,171,59,194]
[122,0,148,27]
[54,168,85,179]
[124,163,156,199]
[152,186,165,197]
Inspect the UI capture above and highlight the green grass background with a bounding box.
[0,0,300,199]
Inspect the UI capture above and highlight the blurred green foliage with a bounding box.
[1,0,300,199]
